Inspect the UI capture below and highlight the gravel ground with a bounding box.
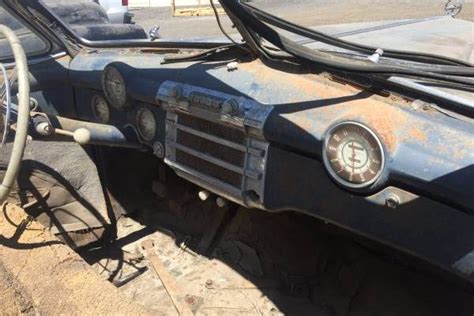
[131,1,474,39]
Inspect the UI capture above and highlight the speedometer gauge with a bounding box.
[91,95,110,123]
[136,107,156,141]
[323,122,384,189]
[102,66,129,110]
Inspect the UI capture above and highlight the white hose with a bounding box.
[0,25,30,203]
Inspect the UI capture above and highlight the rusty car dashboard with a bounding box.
[1,0,473,290]
[68,52,474,283]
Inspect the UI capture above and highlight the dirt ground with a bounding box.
[0,204,151,315]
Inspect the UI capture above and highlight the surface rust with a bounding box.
[407,126,428,143]
[239,59,432,153]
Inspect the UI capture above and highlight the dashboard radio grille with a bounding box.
[177,129,246,167]
[175,150,243,188]
[174,113,246,189]
[178,114,247,145]
[158,81,273,207]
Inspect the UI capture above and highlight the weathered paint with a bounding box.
[69,51,474,210]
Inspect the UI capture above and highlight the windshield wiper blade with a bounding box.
[241,1,472,67]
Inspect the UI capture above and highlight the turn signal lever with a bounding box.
[32,113,145,150]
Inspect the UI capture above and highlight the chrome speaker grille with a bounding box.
[175,114,246,188]
[157,81,273,207]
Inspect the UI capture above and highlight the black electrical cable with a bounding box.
[162,44,236,63]
[210,0,251,54]
[210,0,240,46]
[242,25,474,91]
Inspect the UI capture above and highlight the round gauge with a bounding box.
[102,66,128,110]
[91,95,110,123]
[136,107,157,141]
[323,122,384,189]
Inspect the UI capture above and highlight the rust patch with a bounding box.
[239,59,423,152]
[337,101,406,152]
[407,127,428,143]
[239,60,359,101]
[292,116,315,131]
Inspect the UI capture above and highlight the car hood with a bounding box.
[300,16,474,64]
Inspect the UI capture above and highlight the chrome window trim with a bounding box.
[2,51,67,69]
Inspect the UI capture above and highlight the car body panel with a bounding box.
[97,0,132,24]
[300,17,474,64]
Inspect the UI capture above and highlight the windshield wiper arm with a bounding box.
[388,76,474,112]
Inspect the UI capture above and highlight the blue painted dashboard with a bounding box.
[67,51,474,283]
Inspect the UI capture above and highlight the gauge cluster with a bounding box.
[76,65,165,148]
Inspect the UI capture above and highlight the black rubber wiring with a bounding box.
[280,35,474,84]
[162,44,237,63]
[243,24,474,91]
[210,0,252,54]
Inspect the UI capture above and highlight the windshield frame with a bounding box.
[8,0,232,55]
[0,1,54,63]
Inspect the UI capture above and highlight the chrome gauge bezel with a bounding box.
[136,107,157,142]
[102,65,129,111]
[323,121,385,189]
[91,95,110,124]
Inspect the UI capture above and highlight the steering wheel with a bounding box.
[0,25,30,204]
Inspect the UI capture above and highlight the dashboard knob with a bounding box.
[73,128,91,145]
[222,99,239,115]
[171,86,183,101]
